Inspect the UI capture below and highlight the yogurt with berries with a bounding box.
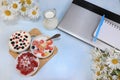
[31,35,54,58]
[16,51,39,76]
[9,31,31,52]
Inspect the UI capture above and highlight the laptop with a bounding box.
[58,0,120,50]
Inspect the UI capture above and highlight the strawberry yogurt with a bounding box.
[30,35,54,58]
[16,51,39,76]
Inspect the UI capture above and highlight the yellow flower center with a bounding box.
[96,71,100,76]
[21,6,26,12]
[112,59,119,64]
[32,10,37,15]
[4,10,11,16]
[100,65,104,70]
[95,58,100,62]
[26,0,32,5]
[13,3,18,9]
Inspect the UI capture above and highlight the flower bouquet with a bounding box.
[91,48,120,80]
[0,0,40,21]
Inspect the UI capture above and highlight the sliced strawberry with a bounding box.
[18,57,21,61]
[38,49,44,54]
[16,64,20,69]
[34,49,39,54]
[45,47,49,50]
[46,45,53,50]
[27,67,33,74]
[21,53,27,57]
[49,47,53,50]
[21,70,28,75]
[41,53,45,57]
[32,40,39,46]
[46,40,53,45]
[46,45,50,49]
[20,64,24,69]
[40,40,44,44]
[31,60,38,67]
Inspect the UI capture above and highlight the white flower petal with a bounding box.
[1,6,16,20]
[10,1,21,12]
[28,7,40,20]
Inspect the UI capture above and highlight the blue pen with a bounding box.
[93,15,105,42]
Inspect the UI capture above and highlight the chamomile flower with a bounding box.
[91,49,101,58]
[10,1,21,12]
[111,50,120,55]
[19,6,28,16]
[2,0,8,6]
[28,6,40,20]
[93,67,102,80]
[19,0,26,4]
[91,48,120,80]
[24,0,33,7]
[106,55,120,69]
[92,63,100,71]
[1,6,15,20]
[102,72,113,80]
[102,67,109,76]
[91,49,102,62]
[112,75,118,80]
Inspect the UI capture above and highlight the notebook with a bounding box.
[94,20,120,49]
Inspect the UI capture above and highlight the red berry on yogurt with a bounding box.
[47,40,53,45]
[40,40,44,44]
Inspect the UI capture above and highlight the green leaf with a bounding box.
[115,69,120,76]
[111,70,116,75]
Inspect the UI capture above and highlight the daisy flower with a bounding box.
[112,75,118,80]
[10,1,21,12]
[91,48,101,58]
[93,67,102,80]
[91,48,120,80]
[111,49,120,57]
[28,6,40,20]
[19,0,26,4]
[24,0,33,7]
[92,63,100,71]
[19,6,28,16]
[91,48,103,63]
[1,6,15,20]
[2,0,8,6]
[106,54,120,70]
[102,73,113,80]
[102,67,109,75]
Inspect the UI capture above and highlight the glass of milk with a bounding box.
[43,8,58,30]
